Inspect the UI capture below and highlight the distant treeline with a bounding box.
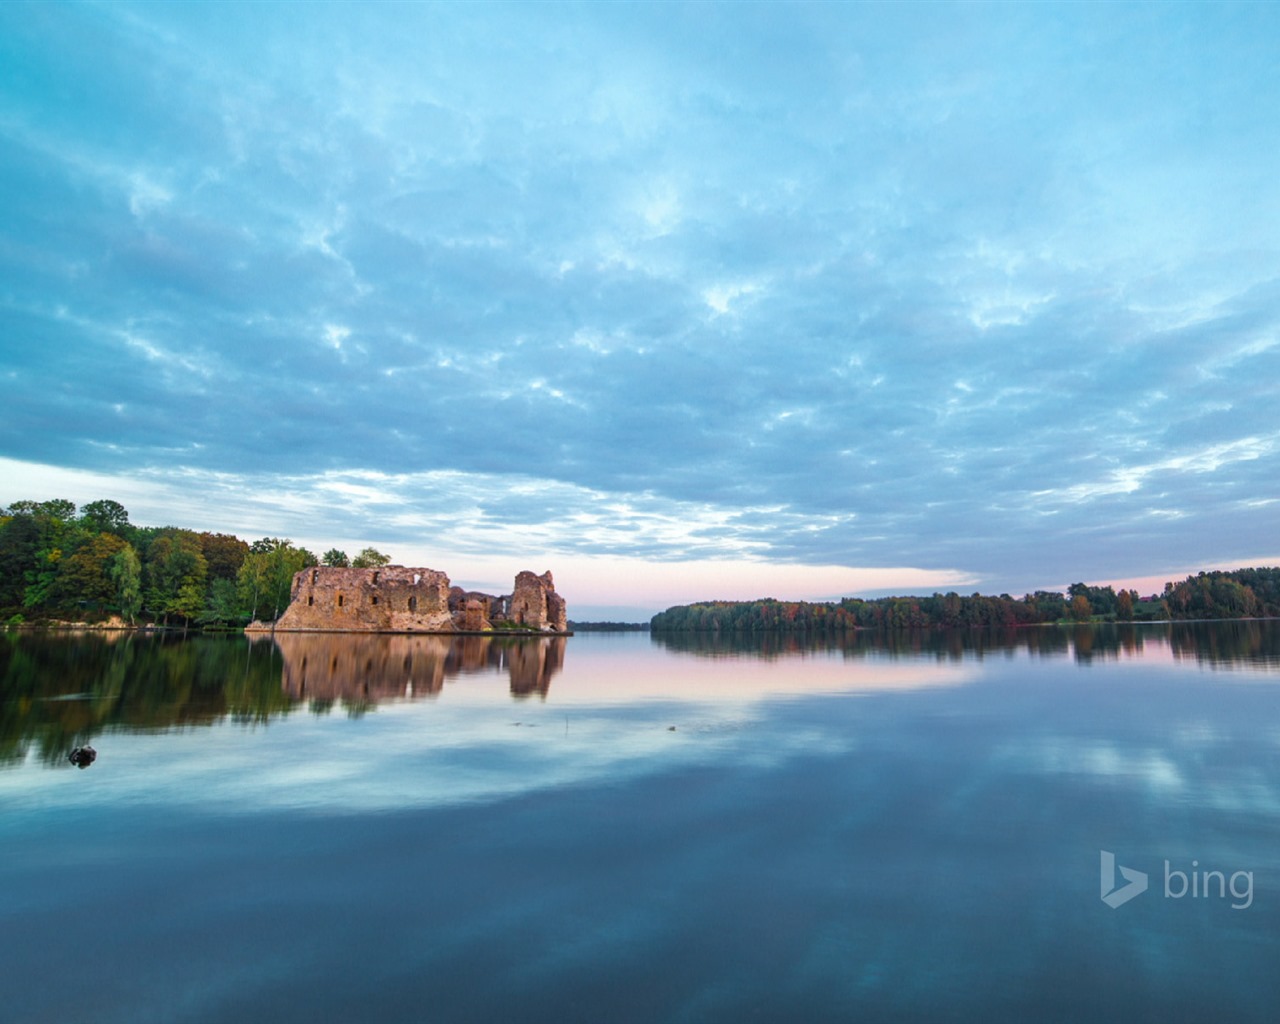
[566,621,650,632]
[6,497,1277,634]
[0,498,393,628]
[650,568,1280,632]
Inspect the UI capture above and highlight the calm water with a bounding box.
[3,624,1280,1022]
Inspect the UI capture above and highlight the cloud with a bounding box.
[2,1,1279,606]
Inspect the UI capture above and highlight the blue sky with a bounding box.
[2,1,1278,618]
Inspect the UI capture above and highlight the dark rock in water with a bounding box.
[69,746,97,768]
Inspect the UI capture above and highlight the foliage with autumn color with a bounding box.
[0,499,390,628]
[651,570,1280,632]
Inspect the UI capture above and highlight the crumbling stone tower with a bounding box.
[509,570,568,632]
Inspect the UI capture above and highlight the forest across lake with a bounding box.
[649,567,1280,632]
[3,498,1278,631]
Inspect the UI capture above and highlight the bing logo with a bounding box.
[1100,850,1149,908]
[1100,850,1254,910]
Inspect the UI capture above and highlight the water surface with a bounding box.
[3,624,1279,1022]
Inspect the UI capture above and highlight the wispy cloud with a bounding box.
[2,1,1279,609]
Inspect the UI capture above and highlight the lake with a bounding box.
[3,623,1280,1022]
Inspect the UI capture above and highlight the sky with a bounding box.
[2,1,1279,620]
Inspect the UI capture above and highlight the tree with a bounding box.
[2,500,79,614]
[1070,594,1092,622]
[0,513,41,613]
[8,498,77,521]
[144,531,208,626]
[351,547,391,568]
[109,546,142,624]
[22,546,63,612]
[55,532,131,612]
[1116,589,1134,621]
[173,576,208,625]
[322,549,350,567]
[200,578,243,627]
[79,499,131,536]
[1027,591,1067,621]
[199,533,250,582]
[237,539,317,621]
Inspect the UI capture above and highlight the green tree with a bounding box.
[199,578,244,627]
[2,500,79,615]
[199,533,250,583]
[322,548,350,567]
[351,546,391,568]
[144,531,208,625]
[0,514,41,613]
[174,577,208,624]
[1026,591,1067,621]
[238,539,317,621]
[8,498,77,521]
[55,532,131,613]
[109,546,143,624]
[22,546,63,612]
[79,499,131,536]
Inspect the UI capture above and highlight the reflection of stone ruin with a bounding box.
[273,633,566,701]
[256,566,568,634]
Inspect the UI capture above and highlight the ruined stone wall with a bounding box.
[274,566,454,632]
[509,570,568,632]
[266,565,569,633]
[448,587,502,630]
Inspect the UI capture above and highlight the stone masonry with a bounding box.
[262,565,568,634]
[510,570,569,632]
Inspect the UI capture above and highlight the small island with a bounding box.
[246,566,568,635]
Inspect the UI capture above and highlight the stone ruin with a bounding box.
[258,565,569,634]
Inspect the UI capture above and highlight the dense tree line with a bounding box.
[651,569,1280,632]
[0,498,390,628]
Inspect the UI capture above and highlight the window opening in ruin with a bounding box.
[408,596,417,612]
[372,571,380,585]
[307,596,314,606]
[371,595,378,605]
[312,570,318,584]
[337,594,344,608]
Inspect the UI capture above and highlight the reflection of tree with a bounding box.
[272,633,566,704]
[0,632,291,765]
[1067,624,1153,663]
[652,628,1070,661]
[651,623,1280,667]
[0,632,572,766]
[1169,621,1280,668]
